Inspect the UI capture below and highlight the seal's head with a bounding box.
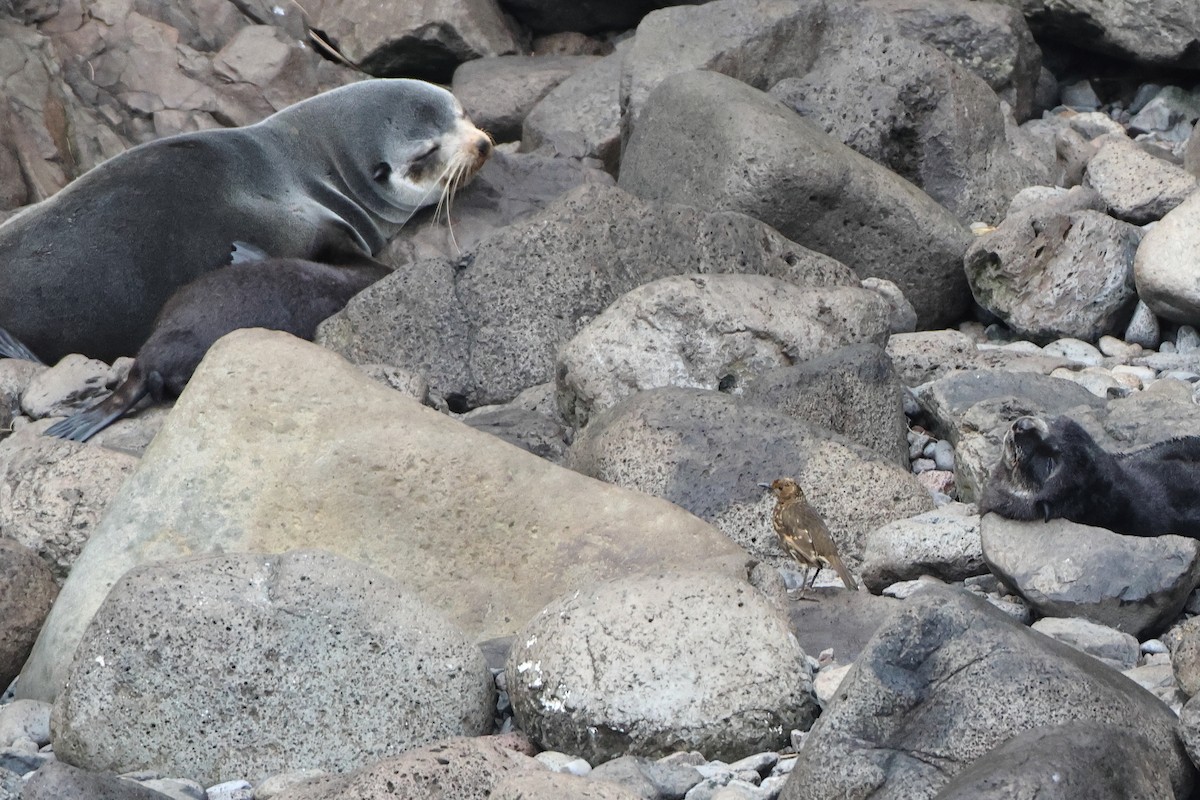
[275,79,494,225]
[999,415,1056,491]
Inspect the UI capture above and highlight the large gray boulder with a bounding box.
[452,55,597,143]
[1083,136,1199,224]
[20,762,173,800]
[860,505,984,591]
[0,539,57,691]
[964,187,1142,344]
[52,550,492,786]
[743,343,909,466]
[320,182,857,408]
[556,275,892,427]
[981,514,1200,637]
[780,586,1195,799]
[274,736,542,800]
[932,723,1178,799]
[1018,0,1200,68]
[1134,189,1200,326]
[619,70,972,328]
[769,3,1045,224]
[567,388,933,571]
[506,572,817,764]
[16,331,750,704]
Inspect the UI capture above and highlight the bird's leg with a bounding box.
[807,565,823,592]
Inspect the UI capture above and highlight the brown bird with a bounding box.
[760,478,857,591]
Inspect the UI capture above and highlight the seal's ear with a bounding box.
[1037,501,1052,523]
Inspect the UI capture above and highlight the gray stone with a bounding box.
[1169,615,1200,697]
[566,387,933,571]
[885,330,1071,386]
[522,44,626,174]
[768,3,1047,224]
[21,761,174,800]
[308,0,522,83]
[17,331,749,705]
[499,0,702,35]
[860,505,984,591]
[913,370,1102,444]
[506,572,817,764]
[1134,190,1200,326]
[52,551,494,786]
[1060,80,1101,109]
[743,343,909,467]
[587,755,705,799]
[965,191,1142,344]
[619,70,972,328]
[321,182,857,409]
[931,439,955,471]
[19,353,111,419]
[861,277,918,335]
[1186,121,1199,178]
[1029,617,1140,671]
[492,770,644,800]
[779,586,1194,799]
[1084,135,1199,224]
[1182,695,1200,770]
[272,736,542,800]
[785,589,902,666]
[0,426,138,579]
[981,514,1200,637]
[932,723,1178,799]
[1123,662,1187,714]
[1042,337,1105,365]
[381,148,615,269]
[556,275,891,428]
[860,0,1041,120]
[452,55,598,143]
[533,751,592,775]
[1020,0,1200,68]
[1129,86,1200,134]
[461,405,569,464]
[0,699,50,747]
[0,539,56,691]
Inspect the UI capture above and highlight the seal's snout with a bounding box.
[1013,417,1038,433]
[476,137,493,158]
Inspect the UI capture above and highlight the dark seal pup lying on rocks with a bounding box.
[42,257,389,442]
[981,415,1200,537]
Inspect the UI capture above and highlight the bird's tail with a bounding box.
[829,553,858,591]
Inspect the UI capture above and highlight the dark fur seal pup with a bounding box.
[980,415,1200,537]
[44,258,388,442]
[0,79,491,364]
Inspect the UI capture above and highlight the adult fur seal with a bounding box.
[0,78,491,364]
[44,257,389,442]
[980,415,1200,537]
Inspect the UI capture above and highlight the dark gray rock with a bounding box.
[0,539,57,691]
[743,343,909,467]
[913,370,1103,444]
[862,0,1041,121]
[619,70,973,328]
[1083,135,1198,224]
[769,4,1046,224]
[932,723,1178,800]
[785,589,902,665]
[1170,615,1200,697]
[506,572,817,764]
[779,586,1195,799]
[885,330,1071,386]
[381,148,615,268]
[53,550,494,786]
[462,405,569,463]
[1134,190,1200,327]
[965,188,1142,344]
[1028,617,1140,671]
[21,761,172,800]
[1020,0,1200,68]
[522,43,626,175]
[452,55,599,143]
[566,388,932,570]
[587,755,703,799]
[861,505,984,591]
[981,514,1200,637]
[322,182,857,408]
[556,276,892,428]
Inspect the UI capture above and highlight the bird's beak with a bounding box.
[756,482,772,489]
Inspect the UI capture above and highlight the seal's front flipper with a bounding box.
[0,327,44,363]
[229,241,271,265]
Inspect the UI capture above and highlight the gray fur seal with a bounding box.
[0,78,491,364]
[980,415,1200,536]
[45,257,389,442]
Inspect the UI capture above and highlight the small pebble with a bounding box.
[1044,337,1104,365]
[727,752,778,776]
[882,577,942,599]
[986,595,1033,624]
[1097,335,1142,360]
[911,458,937,474]
[1141,639,1168,655]
[1124,301,1161,348]
[1061,80,1101,109]
[139,777,206,800]
[535,750,592,776]
[931,440,955,471]
[241,770,325,800]
[813,663,853,708]
[206,779,252,800]
[1177,325,1200,353]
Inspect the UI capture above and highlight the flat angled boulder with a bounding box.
[17,330,750,703]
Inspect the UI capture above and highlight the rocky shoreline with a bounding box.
[2,0,1200,798]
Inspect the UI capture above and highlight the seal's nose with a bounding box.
[1013,416,1037,432]
[476,137,492,158]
